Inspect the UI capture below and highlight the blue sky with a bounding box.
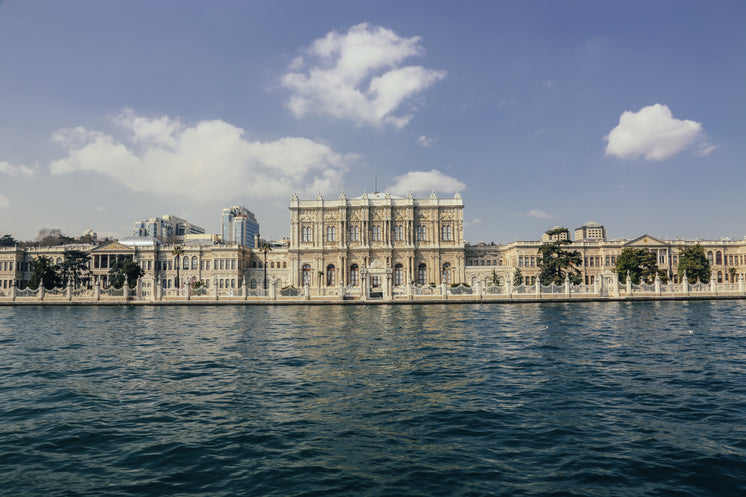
[1,0,745,243]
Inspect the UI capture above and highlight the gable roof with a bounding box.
[623,234,668,247]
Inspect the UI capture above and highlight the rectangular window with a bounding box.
[519,256,523,267]
[327,226,336,242]
[416,226,426,241]
[349,226,359,242]
[371,225,381,241]
[441,225,452,241]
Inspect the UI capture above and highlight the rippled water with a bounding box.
[1,301,745,496]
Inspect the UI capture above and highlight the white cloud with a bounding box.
[604,104,714,161]
[386,169,465,196]
[49,109,358,202]
[281,23,446,128]
[417,135,435,147]
[0,193,9,208]
[527,209,555,219]
[0,160,35,177]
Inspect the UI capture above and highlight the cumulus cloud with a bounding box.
[386,169,465,196]
[281,23,446,128]
[605,104,714,161]
[416,135,435,147]
[0,160,35,177]
[0,193,9,208]
[49,109,358,202]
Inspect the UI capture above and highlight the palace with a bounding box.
[1,192,746,299]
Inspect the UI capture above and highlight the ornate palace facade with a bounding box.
[2,193,746,299]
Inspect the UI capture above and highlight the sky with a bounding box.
[1,0,745,244]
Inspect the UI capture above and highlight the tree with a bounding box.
[59,249,91,288]
[677,244,710,284]
[615,248,664,284]
[513,268,524,287]
[36,228,74,247]
[109,258,144,289]
[490,269,500,286]
[28,256,61,290]
[0,234,16,247]
[537,228,582,285]
[259,242,272,290]
[172,245,185,289]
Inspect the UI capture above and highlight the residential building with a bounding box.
[132,215,205,242]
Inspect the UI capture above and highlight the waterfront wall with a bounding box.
[2,274,745,305]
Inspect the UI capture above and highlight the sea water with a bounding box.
[1,301,745,496]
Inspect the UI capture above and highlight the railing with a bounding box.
[2,278,745,303]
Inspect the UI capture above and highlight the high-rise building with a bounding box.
[574,222,607,242]
[132,215,205,242]
[221,206,260,248]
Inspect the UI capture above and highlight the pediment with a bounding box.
[624,235,667,247]
[92,241,136,253]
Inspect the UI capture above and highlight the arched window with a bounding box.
[301,226,312,243]
[441,225,452,241]
[350,264,359,286]
[371,225,381,241]
[191,256,198,270]
[394,225,403,241]
[417,263,427,286]
[394,264,404,286]
[183,257,189,270]
[326,264,335,286]
[326,226,336,242]
[302,264,311,286]
[442,263,452,285]
[716,251,723,265]
[717,271,723,283]
[707,251,714,264]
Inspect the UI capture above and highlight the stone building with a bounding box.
[287,191,465,296]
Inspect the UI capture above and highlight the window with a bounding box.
[716,251,722,265]
[718,271,723,282]
[326,265,335,286]
[519,256,524,267]
[350,264,359,286]
[441,225,452,241]
[416,226,426,241]
[394,264,403,286]
[394,225,404,241]
[417,263,427,286]
[191,256,197,270]
[349,225,359,242]
[371,276,381,288]
[371,225,381,241]
[183,257,189,270]
[302,226,312,243]
[442,263,451,285]
[250,279,257,289]
[302,264,311,286]
[326,226,336,242]
[707,251,714,264]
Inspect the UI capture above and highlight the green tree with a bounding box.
[259,242,272,290]
[59,249,91,288]
[513,268,524,287]
[615,248,664,284]
[677,244,710,283]
[109,258,144,289]
[28,256,61,290]
[537,228,582,285]
[172,245,185,289]
[0,234,16,247]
